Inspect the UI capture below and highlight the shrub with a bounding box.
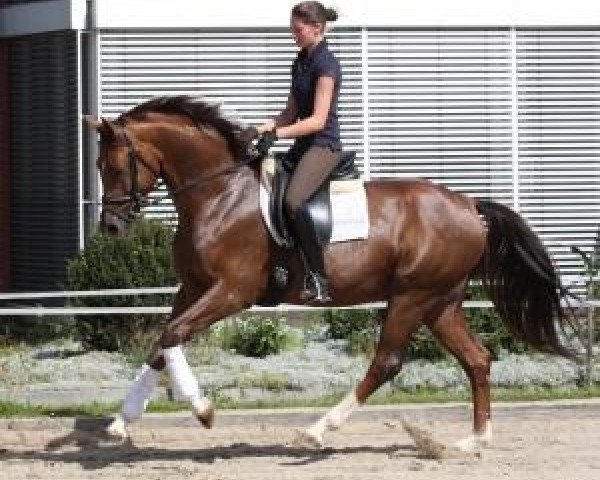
[466,282,528,359]
[346,327,378,357]
[322,308,380,340]
[572,228,600,343]
[214,315,293,358]
[406,327,448,361]
[320,309,379,357]
[318,286,526,360]
[405,284,527,361]
[0,314,72,345]
[66,219,176,352]
[322,307,454,360]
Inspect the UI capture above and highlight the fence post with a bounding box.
[586,277,595,388]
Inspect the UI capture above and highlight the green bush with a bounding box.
[214,315,293,358]
[321,309,380,357]
[321,308,450,360]
[572,228,600,343]
[0,314,73,345]
[319,287,526,360]
[405,285,527,361]
[466,282,527,359]
[322,308,380,340]
[406,328,447,361]
[346,327,378,357]
[66,219,176,352]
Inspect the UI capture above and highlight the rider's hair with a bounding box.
[292,1,338,30]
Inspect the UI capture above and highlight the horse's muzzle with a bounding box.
[100,210,128,237]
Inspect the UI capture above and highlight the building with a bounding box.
[1,0,599,291]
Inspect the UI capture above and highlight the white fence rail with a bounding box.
[0,286,177,300]
[0,285,597,386]
[0,285,598,315]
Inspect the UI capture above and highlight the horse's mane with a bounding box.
[117,95,246,159]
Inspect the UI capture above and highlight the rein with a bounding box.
[99,127,261,221]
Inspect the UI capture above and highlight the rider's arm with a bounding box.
[257,92,298,134]
[275,75,334,139]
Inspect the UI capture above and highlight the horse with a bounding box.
[85,95,574,451]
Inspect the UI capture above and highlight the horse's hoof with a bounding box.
[106,415,129,441]
[455,423,492,453]
[193,398,215,429]
[292,428,324,449]
[454,435,489,453]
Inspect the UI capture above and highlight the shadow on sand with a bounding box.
[0,416,418,470]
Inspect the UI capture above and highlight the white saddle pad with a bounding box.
[259,159,369,245]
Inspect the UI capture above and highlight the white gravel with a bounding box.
[0,336,595,406]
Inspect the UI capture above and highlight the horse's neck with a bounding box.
[152,125,235,192]
[148,125,257,218]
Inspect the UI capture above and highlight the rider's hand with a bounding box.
[256,129,277,156]
[238,126,259,146]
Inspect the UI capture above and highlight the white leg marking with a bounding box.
[122,364,160,422]
[303,391,360,447]
[107,363,159,439]
[163,346,213,422]
[106,414,129,440]
[455,420,493,452]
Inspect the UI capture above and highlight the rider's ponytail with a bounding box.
[292,2,339,30]
[323,7,338,22]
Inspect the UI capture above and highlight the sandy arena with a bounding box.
[1,400,599,480]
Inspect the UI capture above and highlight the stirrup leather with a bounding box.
[301,272,332,304]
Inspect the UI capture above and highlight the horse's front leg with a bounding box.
[109,280,249,438]
[108,284,200,438]
[158,280,249,426]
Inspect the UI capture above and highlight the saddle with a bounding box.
[267,151,360,249]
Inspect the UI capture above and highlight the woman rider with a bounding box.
[246,1,342,304]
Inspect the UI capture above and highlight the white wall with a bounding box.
[1,0,599,37]
[93,0,600,28]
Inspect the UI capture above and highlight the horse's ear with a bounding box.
[100,118,120,140]
[83,115,119,140]
[83,115,102,130]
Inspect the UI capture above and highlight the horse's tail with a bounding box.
[475,199,575,358]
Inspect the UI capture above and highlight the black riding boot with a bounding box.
[292,205,332,304]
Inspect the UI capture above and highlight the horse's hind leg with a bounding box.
[301,295,423,446]
[428,303,492,451]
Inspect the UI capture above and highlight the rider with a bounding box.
[246,1,342,304]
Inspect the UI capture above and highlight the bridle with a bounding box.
[99,126,263,223]
[100,130,162,218]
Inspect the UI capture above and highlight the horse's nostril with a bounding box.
[105,223,120,236]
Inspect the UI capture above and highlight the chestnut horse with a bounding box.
[85,96,572,451]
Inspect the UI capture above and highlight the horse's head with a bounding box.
[85,116,162,236]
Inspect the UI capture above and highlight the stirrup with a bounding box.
[300,272,332,304]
